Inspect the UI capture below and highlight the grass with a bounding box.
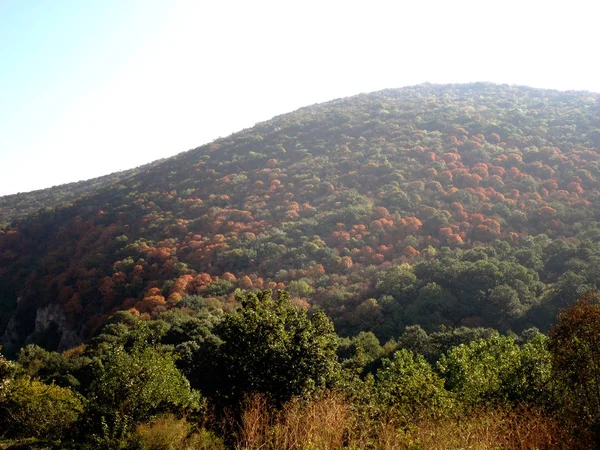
[231,392,592,450]
[1,392,591,449]
[135,414,225,450]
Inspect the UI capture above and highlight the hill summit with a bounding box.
[2,83,600,353]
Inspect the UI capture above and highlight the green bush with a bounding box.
[0,376,84,439]
[375,349,453,421]
[195,290,339,407]
[83,328,203,444]
[437,332,550,407]
[548,296,600,434]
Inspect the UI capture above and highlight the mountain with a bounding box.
[2,82,600,354]
[0,160,165,227]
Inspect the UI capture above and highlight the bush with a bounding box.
[0,376,84,439]
[436,333,550,407]
[83,330,203,443]
[195,290,339,407]
[375,349,453,421]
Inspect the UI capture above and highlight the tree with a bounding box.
[404,283,457,330]
[486,284,525,324]
[287,279,314,297]
[197,290,339,407]
[338,331,383,375]
[548,295,600,434]
[0,347,17,385]
[437,333,546,406]
[376,264,416,299]
[17,343,90,391]
[375,349,452,421]
[396,325,433,359]
[84,329,202,443]
[0,375,84,440]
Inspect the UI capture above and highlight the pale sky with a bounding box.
[1,0,599,196]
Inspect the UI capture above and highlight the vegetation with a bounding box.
[3,84,600,353]
[1,290,599,448]
[0,160,161,227]
[0,375,83,440]
[548,294,600,438]
[82,337,201,443]
[191,289,338,407]
[2,82,600,446]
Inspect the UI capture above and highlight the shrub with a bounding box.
[375,349,453,421]
[83,333,203,443]
[0,376,84,439]
[196,290,339,407]
[438,333,524,406]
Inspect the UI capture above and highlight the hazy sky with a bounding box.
[1,0,599,196]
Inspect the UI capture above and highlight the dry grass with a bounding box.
[136,414,225,450]
[236,392,350,450]
[232,393,592,450]
[397,407,591,450]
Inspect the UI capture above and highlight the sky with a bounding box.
[1,0,599,196]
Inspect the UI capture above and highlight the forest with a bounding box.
[1,290,600,448]
[2,82,600,447]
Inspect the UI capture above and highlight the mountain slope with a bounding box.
[3,83,600,353]
[0,159,166,226]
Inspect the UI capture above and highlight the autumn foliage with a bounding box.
[3,83,600,350]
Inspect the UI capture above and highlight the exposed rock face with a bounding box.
[2,314,22,351]
[1,302,81,353]
[34,304,80,351]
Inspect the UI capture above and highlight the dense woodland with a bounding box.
[1,290,600,448]
[0,160,163,228]
[3,83,600,447]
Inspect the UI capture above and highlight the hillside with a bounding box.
[2,82,600,353]
[0,160,165,227]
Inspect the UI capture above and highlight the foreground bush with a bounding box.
[83,336,203,445]
[192,290,339,408]
[437,332,551,407]
[0,376,84,440]
[375,349,453,421]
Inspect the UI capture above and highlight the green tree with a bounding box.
[437,333,548,406]
[375,349,452,421]
[486,284,525,325]
[84,332,202,444]
[376,264,416,298]
[338,331,383,375]
[404,282,457,330]
[0,347,18,384]
[397,325,433,359]
[287,279,314,297]
[17,344,92,391]
[511,333,552,405]
[198,290,339,406]
[0,375,84,440]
